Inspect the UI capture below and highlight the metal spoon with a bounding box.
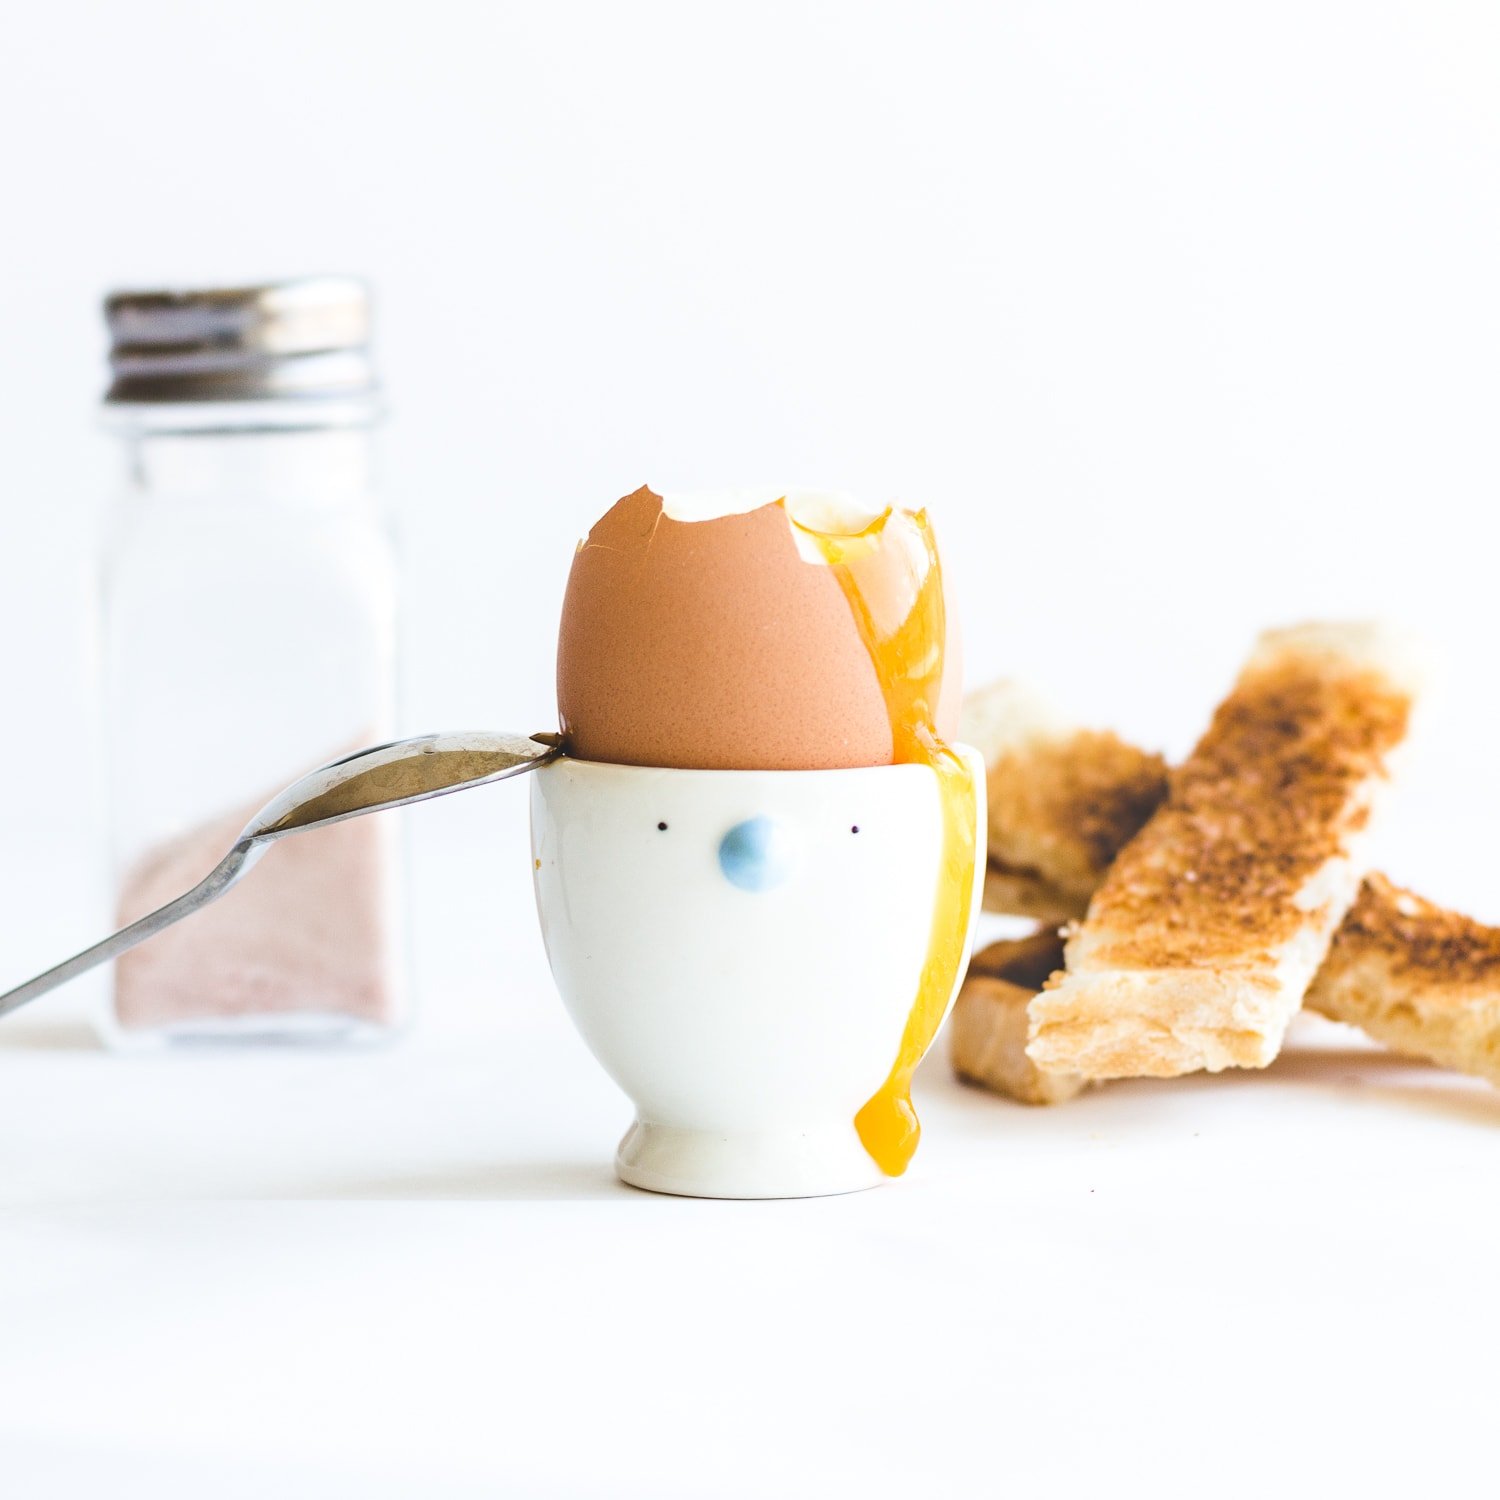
[0,730,562,1021]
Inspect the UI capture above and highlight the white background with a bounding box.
[1,3,1497,1495]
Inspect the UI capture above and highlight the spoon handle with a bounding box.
[0,841,263,1021]
[0,730,563,1020]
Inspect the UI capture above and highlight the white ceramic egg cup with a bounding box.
[530,748,986,1199]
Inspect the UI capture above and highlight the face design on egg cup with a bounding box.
[530,748,986,1200]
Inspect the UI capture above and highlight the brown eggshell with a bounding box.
[556,486,962,771]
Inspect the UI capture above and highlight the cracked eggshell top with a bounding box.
[556,485,961,771]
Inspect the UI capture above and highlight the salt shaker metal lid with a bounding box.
[103,275,376,405]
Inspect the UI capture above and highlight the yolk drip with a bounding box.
[785,502,977,1176]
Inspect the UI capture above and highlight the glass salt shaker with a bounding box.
[97,276,406,1048]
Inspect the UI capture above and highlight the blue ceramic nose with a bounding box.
[717,816,799,892]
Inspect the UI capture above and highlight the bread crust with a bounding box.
[987,731,1168,910]
[1306,875,1500,1086]
[951,933,1084,1105]
[982,862,1088,925]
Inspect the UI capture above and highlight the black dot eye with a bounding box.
[657,821,668,831]
[850,825,860,834]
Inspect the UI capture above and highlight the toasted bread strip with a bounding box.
[951,932,1084,1105]
[967,678,1500,1090]
[1304,875,1500,1086]
[1028,624,1417,1079]
[961,681,1168,921]
[954,883,1500,1100]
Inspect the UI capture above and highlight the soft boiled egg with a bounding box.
[555,485,961,771]
[554,485,977,1179]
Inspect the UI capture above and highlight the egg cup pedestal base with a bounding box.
[615,1119,888,1200]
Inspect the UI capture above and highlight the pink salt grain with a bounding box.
[113,794,395,1035]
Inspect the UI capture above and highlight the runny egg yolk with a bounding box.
[784,501,977,1177]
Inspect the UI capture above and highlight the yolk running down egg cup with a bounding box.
[532,752,985,1198]
[533,487,987,1199]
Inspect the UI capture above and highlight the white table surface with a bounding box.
[2,1,1497,1490]
[1,787,1495,1498]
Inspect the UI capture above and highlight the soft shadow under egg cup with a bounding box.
[530,746,986,1199]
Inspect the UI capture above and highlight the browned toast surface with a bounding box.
[1080,647,1411,971]
[1029,626,1416,1078]
[987,731,1168,906]
[962,661,1500,1090]
[1306,875,1500,1085]
[952,932,1082,1106]
[982,864,1087,924]
[968,930,1070,991]
[1319,873,1500,985]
